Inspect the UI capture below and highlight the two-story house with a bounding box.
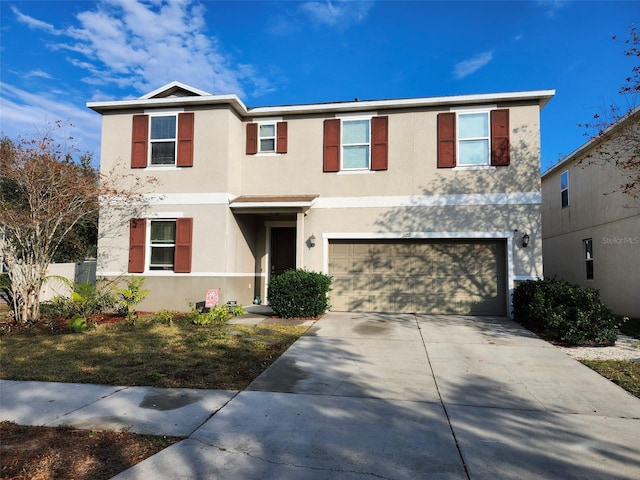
[88,81,554,316]
[541,108,640,318]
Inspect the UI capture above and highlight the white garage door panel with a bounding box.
[329,239,506,315]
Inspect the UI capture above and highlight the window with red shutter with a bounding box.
[174,218,193,273]
[371,116,388,171]
[276,121,288,154]
[490,109,510,166]
[437,112,456,168]
[177,112,194,167]
[323,119,340,172]
[246,123,258,155]
[131,115,149,168]
[128,219,146,273]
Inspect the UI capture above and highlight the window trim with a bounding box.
[148,219,177,271]
[257,121,277,154]
[561,170,569,208]
[340,115,372,171]
[148,113,178,166]
[456,110,491,167]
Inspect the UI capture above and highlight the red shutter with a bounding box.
[323,119,340,172]
[276,121,288,153]
[491,109,510,166]
[437,112,456,168]
[177,112,194,167]
[371,116,388,171]
[174,217,193,273]
[246,123,258,155]
[131,115,149,168]
[128,219,146,273]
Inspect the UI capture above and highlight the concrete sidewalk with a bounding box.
[2,313,639,479]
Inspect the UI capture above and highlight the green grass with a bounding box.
[581,360,640,399]
[0,317,307,390]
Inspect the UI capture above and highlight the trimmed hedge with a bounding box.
[512,278,621,346]
[268,269,332,319]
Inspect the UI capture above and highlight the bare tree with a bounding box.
[0,121,147,324]
[580,25,640,199]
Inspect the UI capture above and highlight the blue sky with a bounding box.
[1,0,637,172]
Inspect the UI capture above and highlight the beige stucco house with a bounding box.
[88,81,554,316]
[541,108,640,318]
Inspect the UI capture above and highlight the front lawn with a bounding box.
[0,314,308,390]
[581,359,640,399]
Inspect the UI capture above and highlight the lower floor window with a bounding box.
[584,238,594,280]
[150,220,176,270]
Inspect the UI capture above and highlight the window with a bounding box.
[584,238,594,280]
[561,171,569,207]
[259,123,276,152]
[150,116,177,165]
[131,113,194,168]
[437,109,510,168]
[458,112,489,166]
[128,218,193,273]
[150,220,176,270]
[246,122,287,154]
[323,116,388,172]
[342,119,370,169]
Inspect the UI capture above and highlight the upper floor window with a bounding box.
[246,121,287,155]
[458,112,489,166]
[437,109,510,168]
[584,238,593,280]
[342,119,371,170]
[131,113,194,168]
[150,116,177,165]
[259,123,276,153]
[561,170,569,207]
[323,116,388,172]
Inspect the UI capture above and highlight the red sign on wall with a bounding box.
[205,289,220,308]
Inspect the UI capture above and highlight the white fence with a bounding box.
[40,260,97,301]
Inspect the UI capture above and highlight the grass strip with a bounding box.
[581,359,640,399]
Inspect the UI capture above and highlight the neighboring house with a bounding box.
[541,108,640,318]
[88,81,554,316]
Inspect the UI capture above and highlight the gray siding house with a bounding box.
[541,108,640,317]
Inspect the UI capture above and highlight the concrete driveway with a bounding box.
[110,312,640,479]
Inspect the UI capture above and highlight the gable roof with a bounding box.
[139,81,213,99]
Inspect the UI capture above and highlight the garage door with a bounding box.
[329,239,506,315]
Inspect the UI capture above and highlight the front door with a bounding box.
[271,227,296,277]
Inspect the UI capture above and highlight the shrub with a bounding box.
[512,278,621,345]
[190,304,245,325]
[267,269,332,319]
[115,277,150,324]
[66,314,88,333]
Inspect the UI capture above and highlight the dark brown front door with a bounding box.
[271,227,296,276]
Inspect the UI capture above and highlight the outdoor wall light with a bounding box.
[307,234,317,248]
[521,233,530,248]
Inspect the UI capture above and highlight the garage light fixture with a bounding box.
[521,233,530,248]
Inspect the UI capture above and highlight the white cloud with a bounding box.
[452,51,494,80]
[299,1,373,28]
[11,6,62,35]
[25,70,53,79]
[0,82,102,156]
[12,1,272,98]
[537,0,569,19]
